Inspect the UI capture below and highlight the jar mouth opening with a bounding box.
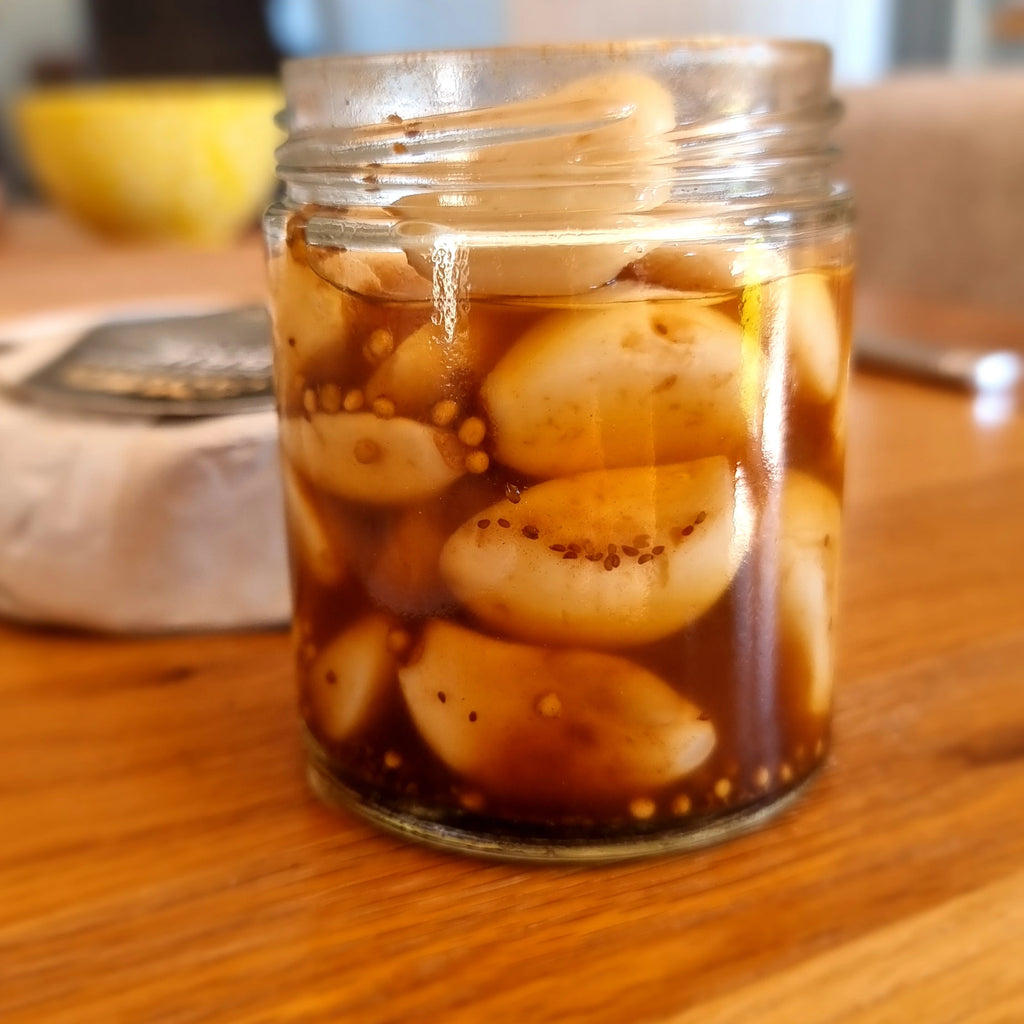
[278,37,840,207]
[280,36,834,132]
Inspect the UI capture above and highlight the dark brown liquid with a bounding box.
[273,222,853,841]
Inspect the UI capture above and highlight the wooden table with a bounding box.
[2,210,1023,1023]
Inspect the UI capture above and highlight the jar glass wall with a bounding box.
[265,40,854,860]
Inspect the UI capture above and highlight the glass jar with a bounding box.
[264,40,854,861]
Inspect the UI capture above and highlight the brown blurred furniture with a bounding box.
[1,208,1023,1022]
[87,0,279,77]
[838,73,1024,316]
[994,2,1024,41]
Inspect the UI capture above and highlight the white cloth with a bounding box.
[0,305,290,632]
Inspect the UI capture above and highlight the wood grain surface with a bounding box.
[1,211,1023,1023]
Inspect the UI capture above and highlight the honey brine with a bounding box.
[270,214,853,853]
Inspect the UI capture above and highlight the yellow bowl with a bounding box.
[14,79,283,246]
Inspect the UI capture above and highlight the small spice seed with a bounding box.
[457,416,487,447]
[319,383,342,413]
[672,794,693,816]
[353,438,382,464]
[629,797,656,821]
[386,629,412,655]
[371,396,395,419]
[536,692,562,718]
[431,399,458,427]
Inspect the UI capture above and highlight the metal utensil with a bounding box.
[855,334,1022,393]
[5,306,274,418]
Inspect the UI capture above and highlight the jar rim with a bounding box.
[277,37,840,209]
[280,36,834,135]
[282,37,831,76]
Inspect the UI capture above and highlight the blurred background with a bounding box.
[0,1,1021,627]
[1,0,1023,309]
[3,0,1024,195]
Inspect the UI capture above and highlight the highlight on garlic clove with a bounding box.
[398,620,716,804]
[307,613,401,742]
[779,470,842,714]
[482,300,747,476]
[280,410,468,506]
[440,457,748,647]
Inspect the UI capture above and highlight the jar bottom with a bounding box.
[303,728,825,863]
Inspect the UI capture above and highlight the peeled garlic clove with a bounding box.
[633,238,786,295]
[282,463,348,586]
[365,310,513,419]
[484,71,676,213]
[785,272,842,403]
[633,244,739,294]
[268,249,354,373]
[281,411,466,506]
[307,613,400,741]
[397,72,675,221]
[482,301,747,477]
[399,620,715,803]
[305,245,432,303]
[440,458,746,647]
[397,218,653,299]
[393,72,675,297]
[779,471,841,714]
[365,322,449,417]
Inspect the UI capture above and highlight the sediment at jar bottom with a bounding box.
[271,211,850,835]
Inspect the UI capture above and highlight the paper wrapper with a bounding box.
[0,304,290,632]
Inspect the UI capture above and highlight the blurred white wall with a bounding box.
[266,0,505,55]
[0,0,87,95]
[952,0,994,66]
[266,0,895,83]
[0,0,88,191]
[505,0,895,84]
[265,0,1024,81]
